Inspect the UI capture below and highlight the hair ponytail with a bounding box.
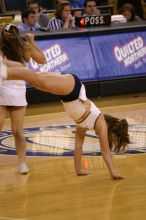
[104,114,130,152]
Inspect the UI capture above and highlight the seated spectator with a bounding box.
[18,8,40,32]
[118,0,143,19]
[84,0,100,16]
[47,1,75,30]
[119,3,142,22]
[27,0,49,28]
[55,1,84,17]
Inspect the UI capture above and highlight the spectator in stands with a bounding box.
[55,0,84,17]
[118,0,143,19]
[84,0,100,16]
[47,1,75,30]
[119,3,142,22]
[27,0,49,28]
[18,8,40,32]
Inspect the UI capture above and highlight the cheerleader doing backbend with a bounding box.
[0,59,130,179]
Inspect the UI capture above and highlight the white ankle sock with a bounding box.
[19,163,29,174]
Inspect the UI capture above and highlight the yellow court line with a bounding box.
[24,102,146,119]
[4,111,67,122]
[0,217,25,220]
[25,111,66,119]
[101,102,146,110]
[4,102,146,122]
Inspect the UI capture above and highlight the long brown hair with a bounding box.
[0,24,26,64]
[104,114,130,152]
[119,3,136,22]
[55,1,71,19]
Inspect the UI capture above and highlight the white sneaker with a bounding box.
[19,163,29,174]
[0,55,8,85]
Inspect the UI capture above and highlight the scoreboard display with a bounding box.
[75,14,111,28]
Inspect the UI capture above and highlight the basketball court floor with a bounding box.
[0,93,146,220]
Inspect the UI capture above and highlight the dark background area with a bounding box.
[4,0,55,11]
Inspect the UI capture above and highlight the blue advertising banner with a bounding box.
[28,36,98,81]
[27,31,146,89]
[90,31,146,79]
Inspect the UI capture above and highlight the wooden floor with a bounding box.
[0,93,146,220]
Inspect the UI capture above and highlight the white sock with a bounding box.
[19,163,29,174]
